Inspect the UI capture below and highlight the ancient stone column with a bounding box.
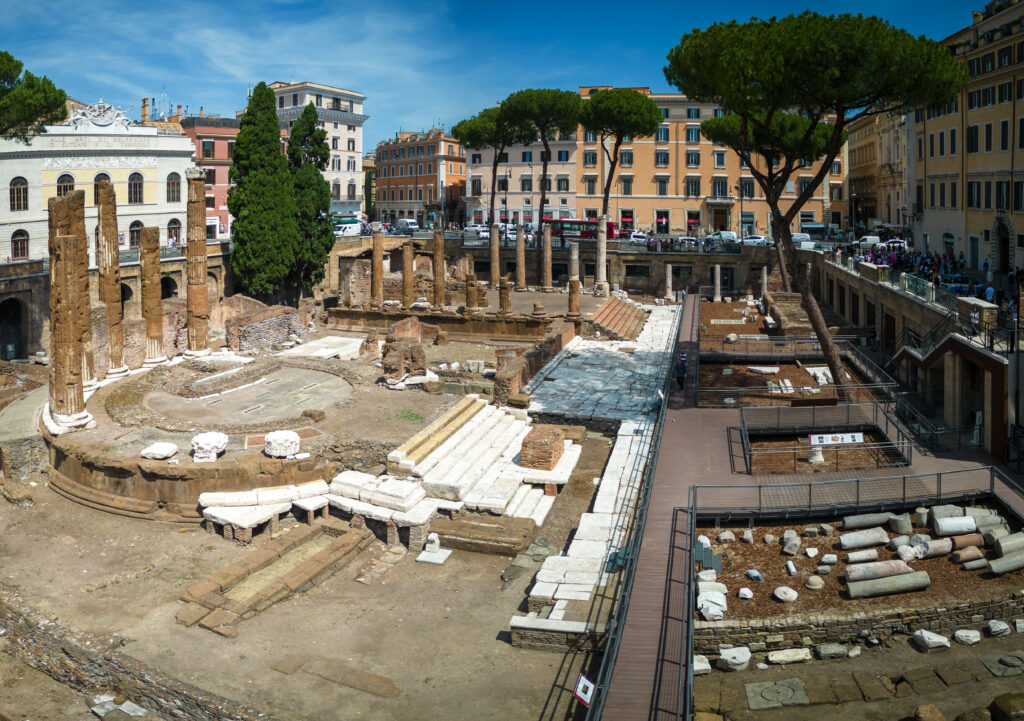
[567,279,581,319]
[465,273,478,309]
[371,231,384,308]
[542,226,554,292]
[515,225,527,290]
[714,264,722,302]
[664,263,673,302]
[569,242,580,281]
[48,191,95,389]
[595,215,609,296]
[402,240,415,309]
[95,180,127,378]
[489,223,500,288]
[185,168,210,356]
[432,229,446,307]
[47,233,91,430]
[140,227,166,366]
[499,277,512,315]
[761,265,769,300]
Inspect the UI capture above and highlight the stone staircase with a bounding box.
[590,298,649,341]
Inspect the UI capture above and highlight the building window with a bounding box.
[830,184,842,201]
[470,179,481,196]
[166,172,181,203]
[497,177,508,192]
[983,86,995,106]
[714,150,726,168]
[687,107,700,118]
[205,196,214,209]
[620,150,633,167]
[967,125,979,153]
[656,178,668,196]
[1002,119,1010,151]
[655,150,670,167]
[799,178,812,194]
[202,140,215,159]
[939,183,946,208]
[1014,181,1024,212]
[128,173,143,204]
[622,178,633,196]
[584,129,596,142]
[348,139,356,151]
[1000,81,1012,103]
[740,179,755,198]
[686,126,700,143]
[332,137,339,150]
[91,173,109,205]
[291,93,298,106]
[997,180,1010,210]
[10,230,28,260]
[950,128,957,155]
[938,130,945,156]
[968,89,980,109]
[56,174,74,197]
[585,177,596,195]
[929,133,934,157]
[583,150,597,167]
[557,150,569,162]
[917,134,923,159]
[967,181,980,208]
[129,221,142,248]
[656,126,669,142]
[831,161,842,175]
[167,218,181,243]
[951,181,957,208]
[713,179,728,197]
[522,151,532,162]
[557,177,569,192]
[9,176,27,211]
[348,183,356,200]
[686,178,700,196]
[984,180,992,209]
[521,177,532,192]
[685,150,699,167]
[278,96,284,108]
[985,122,993,152]
[930,183,935,207]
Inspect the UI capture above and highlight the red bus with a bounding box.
[545,218,617,241]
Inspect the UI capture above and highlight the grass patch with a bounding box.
[396,408,425,423]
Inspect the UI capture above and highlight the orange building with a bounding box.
[374,129,465,228]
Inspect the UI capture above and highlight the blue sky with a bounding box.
[4,0,973,148]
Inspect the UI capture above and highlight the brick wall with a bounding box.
[693,589,1024,655]
[0,592,280,721]
[493,321,576,405]
[224,305,306,353]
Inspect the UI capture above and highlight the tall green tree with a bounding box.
[580,88,663,217]
[452,106,533,225]
[287,102,333,299]
[500,89,581,233]
[228,82,298,298]
[0,51,67,142]
[664,13,966,389]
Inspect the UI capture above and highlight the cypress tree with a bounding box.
[228,82,298,298]
[287,103,334,298]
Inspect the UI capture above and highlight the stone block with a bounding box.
[264,430,301,458]
[140,442,178,459]
[520,425,565,471]
[191,431,228,463]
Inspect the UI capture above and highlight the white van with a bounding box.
[791,232,811,244]
[798,241,824,251]
[396,219,420,234]
[334,222,361,238]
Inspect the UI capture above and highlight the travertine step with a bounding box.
[444,415,528,504]
[388,395,482,473]
[421,406,504,483]
[413,404,497,477]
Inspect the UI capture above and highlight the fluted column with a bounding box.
[595,215,609,296]
[542,226,553,292]
[96,180,127,377]
[515,225,526,290]
[489,223,500,288]
[47,233,89,428]
[432,229,446,307]
[371,231,384,308]
[141,227,166,366]
[185,169,210,356]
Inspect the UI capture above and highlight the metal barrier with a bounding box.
[584,292,685,720]
[894,395,979,452]
[677,465,1024,719]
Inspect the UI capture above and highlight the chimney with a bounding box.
[176,104,182,120]
[141,97,149,123]
[199,106,204,117]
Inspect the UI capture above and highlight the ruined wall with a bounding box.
[224,305,306,354]
[0,592,281,721]
[341,258,474,308]
[492,321,576,405]
[693,589,1024,655]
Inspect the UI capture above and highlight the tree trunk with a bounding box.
[600,137,622,218]
[769,214,792,292]
[488,155,501,226]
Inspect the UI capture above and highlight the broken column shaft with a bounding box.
[140,227,165,365]
[95,180,126,376]
[185,169,209,355]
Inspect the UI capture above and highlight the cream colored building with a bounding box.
[575,86,845,237]
[0,100,195,265]
[911,0,1024,268]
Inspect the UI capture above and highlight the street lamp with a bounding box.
[851,192,857,235]
[735,182,745,238]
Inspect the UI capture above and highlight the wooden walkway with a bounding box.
[599,297,1024,721]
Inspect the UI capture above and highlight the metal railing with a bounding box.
[584,293,685,721]
[893,394,980,452]
[697,382,898,408]
[678,465,1024,718]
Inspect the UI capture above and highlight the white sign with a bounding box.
[809,432,864,446]
[574,674,595,707]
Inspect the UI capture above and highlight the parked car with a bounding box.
[707,230,738,243]
[790,232,811,244]
[628,231,650,245]
[884,238,908,250]
[396,218,419,234]
[464,224,489,239]
[333,222,361,238]
[857,235,883,248]
[741,235,769,245]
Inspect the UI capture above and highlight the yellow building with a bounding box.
[912,0,1024,268]
[575,86,846,238]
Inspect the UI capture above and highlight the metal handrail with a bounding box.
[585,292,685,720]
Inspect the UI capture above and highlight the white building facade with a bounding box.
[464,137,578,229]
[0,100,195,266]
[269,81,368,218]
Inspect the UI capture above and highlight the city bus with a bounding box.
[546,218,618,241]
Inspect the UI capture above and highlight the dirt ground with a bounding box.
[695,517,1024,620]
[0,427,615,721]
[0,648,95,721]
[700,301,771,336]
[697,361,880,408]
[0,361,46,413]
[748,432,905,474]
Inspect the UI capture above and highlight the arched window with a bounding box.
[11,230,29,261]
[167,219,181,244]
[332,181,341,200]
[56,174,74,197]
[128,173,143,204]
[9,177,28,211]
[166,172,181,203]
[347,182,356,199]
[129,221,142,249]
[93,173,110,205]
